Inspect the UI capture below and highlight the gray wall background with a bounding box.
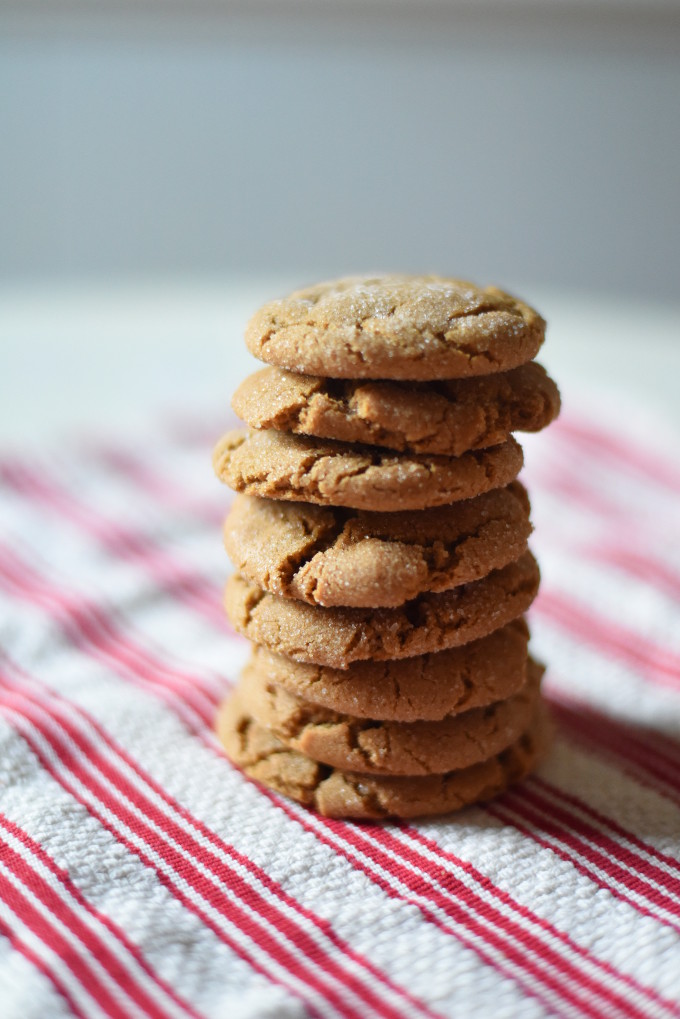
[2,2,679,299]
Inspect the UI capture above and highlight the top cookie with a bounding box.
[245,275,545,380]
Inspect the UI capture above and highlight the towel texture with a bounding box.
[0,396,679,1019]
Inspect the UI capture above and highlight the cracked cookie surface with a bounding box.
[233,362,560,456]
[245,275,545,380]
[243,619,530,721]
[224,483,532,607]
[217,694,549,818]
[213,429,523,512]
[224,551,540,668]
[237,655,543,776]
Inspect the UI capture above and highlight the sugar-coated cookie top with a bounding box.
[245,274,545,380]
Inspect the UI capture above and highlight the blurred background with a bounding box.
[2,0,679,444]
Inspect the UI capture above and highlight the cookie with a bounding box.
[232,362,560,457]
[213,429,523,512]
[243,619,530,722]
[217,694,549,819]
[245,275,545,381]
[224,551,540,668]
[224,483,532,608]
[237,655,543,776]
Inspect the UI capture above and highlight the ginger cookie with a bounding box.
[217,694,549,819]
[213,429,523,512]
[224,551,540,668]
[243,619,530,722]
[224,483,532,608]
[237,655,543,776]
[233,361,560,457]
[245,275,545,381]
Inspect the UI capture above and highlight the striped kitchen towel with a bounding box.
[0,394,678,1019]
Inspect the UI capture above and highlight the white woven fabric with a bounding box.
[0,393,679,1019]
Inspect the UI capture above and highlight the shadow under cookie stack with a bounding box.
[213,275,560,820]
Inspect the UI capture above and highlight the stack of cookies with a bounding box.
[213,275,560,820]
